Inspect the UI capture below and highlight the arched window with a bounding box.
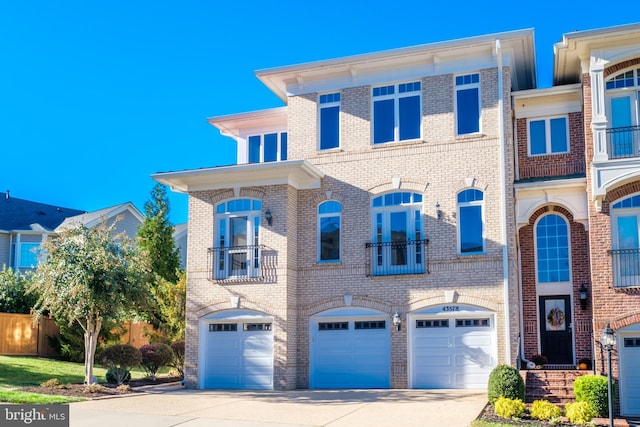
[535,214,570,283]
[611,194,640,287]
[457,189,484,254]
[318,201,342,262]
[213,199,262,279]
[370,192,424,275]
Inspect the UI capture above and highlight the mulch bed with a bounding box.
[20,376,181,399]
[476,403,615,427]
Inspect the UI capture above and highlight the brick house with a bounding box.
[154,29,535,391]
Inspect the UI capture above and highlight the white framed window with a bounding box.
[318,200,341,262]
[528,116,569,156]
[12,242,40,268]
[370,192,424,275]
[605,68,640,159]
[319,93,340,150]
[213,199,262,280]
[455,73,481,136]
[535,213,570,283]
[248,132,288,163]
[610,194,640,288]
[372,81,421,144]
[457,189,484,254]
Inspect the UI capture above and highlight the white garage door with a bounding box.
[619,326,640,416]
[410,305,496,389]
[310,308,390,389]
[199,310,273,389]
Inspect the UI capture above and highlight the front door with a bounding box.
[539,296,573,364]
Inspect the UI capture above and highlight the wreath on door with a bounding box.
[547,307,565,330]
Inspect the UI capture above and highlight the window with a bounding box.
[209,324,238,332]
[610,194,640,287]
[536,214,570,283]
[605,68,640,159]
[248,132,287,163]
[372,81,421,144]
[213,199,262,280]
[529,117,568,155]
[13,242,40,268]
[416,319,449,328]
[354,321,386,329]
[369,192,424,275]
[455,73,481,135]
[318,200,341,262]
[319,93,340,150]
[457,189,484,254]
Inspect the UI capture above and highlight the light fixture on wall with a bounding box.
[579,284,589,310]
[600,323,615,427]
[265,209,273,226]
[435,202,442,220]
[392,312,402,331]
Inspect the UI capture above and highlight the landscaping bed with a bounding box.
[18,376,181,399]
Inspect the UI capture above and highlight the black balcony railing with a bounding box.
[606,125,640,159]
[365,239,429,276]
[209,245,264,280]
[609,248,640,288]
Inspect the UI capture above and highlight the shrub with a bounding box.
[487,364,525,404]
[565,401,596,425]
[83,384,106,394]
[574,374,611,417]
[106,367,131,385]
[40,378,67,389]
[530,399,562,420]
[98,344,142,385]
[494,396,526,419]
[170,340,185,376]
[140,343,174,381]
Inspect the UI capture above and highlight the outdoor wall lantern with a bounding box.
[265,209,273,226]
[579,284,589,310]
[435,202,442,220]
[392,312,402,331]
[600,323,616,427]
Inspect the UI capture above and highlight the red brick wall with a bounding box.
[516,113,585,180]
[519,205,592,362]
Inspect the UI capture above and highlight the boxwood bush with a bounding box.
[574,374,612,417]
[487,364,525,404]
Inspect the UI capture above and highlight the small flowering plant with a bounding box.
[531,353,548,366]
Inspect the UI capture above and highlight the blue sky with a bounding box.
[1,1,636,225]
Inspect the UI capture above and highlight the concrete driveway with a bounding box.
[69,384,487,427]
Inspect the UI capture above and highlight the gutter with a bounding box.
[496,39,512,366]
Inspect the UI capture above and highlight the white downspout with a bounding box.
[496,39,512,366]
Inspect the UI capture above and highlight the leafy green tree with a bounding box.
[28,222,150,385]
[148,272,186,343]
[0,267,37,313]
[137,184,181,283]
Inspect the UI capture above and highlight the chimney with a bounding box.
[5,190,9,200]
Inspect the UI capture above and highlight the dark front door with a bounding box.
[539,295,573,364]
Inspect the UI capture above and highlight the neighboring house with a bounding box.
[0,191,143,271]
[173,223,188,270]
[154,29,535,391]
[153,22,640,416]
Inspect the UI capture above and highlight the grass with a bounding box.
[0,355,156,404]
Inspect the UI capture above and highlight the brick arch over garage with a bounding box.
[194,299,283,320]
[611,311,640,332]
[407,294,501,313]
[301,295,393,318]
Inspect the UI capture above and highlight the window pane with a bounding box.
[460,205,483,253]
[263,133,278,162]
[399,95,420,140]
[374,99,395,144]
[529,120,546,155]
[390,211,407,265]
[319,201,342,214]
[320,216,340,261]
[19,243,39,267]
[457,88,480,135]
[248,136,261,163]
[536,215,570,282]
[230,217,248,246]
[550,118,567,153]
[320,105,340,150]
[281,133,287,160]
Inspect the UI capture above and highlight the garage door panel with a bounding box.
[621,337,640,415]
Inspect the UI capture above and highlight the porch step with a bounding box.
[523,369,589,404]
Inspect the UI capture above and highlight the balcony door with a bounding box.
[609,95,636,158]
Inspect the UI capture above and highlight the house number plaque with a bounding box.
[442,306,460,311]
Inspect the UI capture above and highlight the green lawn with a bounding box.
[0,355,153,404]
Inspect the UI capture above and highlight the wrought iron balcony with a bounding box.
[609,248,640,288]
[606,125,640,160]
[365,239,429,276]
[209,245,264,280]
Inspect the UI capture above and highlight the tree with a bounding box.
[137,184,181,283]
[28,222,150,385]
[0,267,37,314]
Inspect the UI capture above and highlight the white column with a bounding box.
[590,57,608,162]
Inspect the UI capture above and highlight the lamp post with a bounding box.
[601,323,616,427]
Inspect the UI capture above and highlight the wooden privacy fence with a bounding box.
[0,312,154,357]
